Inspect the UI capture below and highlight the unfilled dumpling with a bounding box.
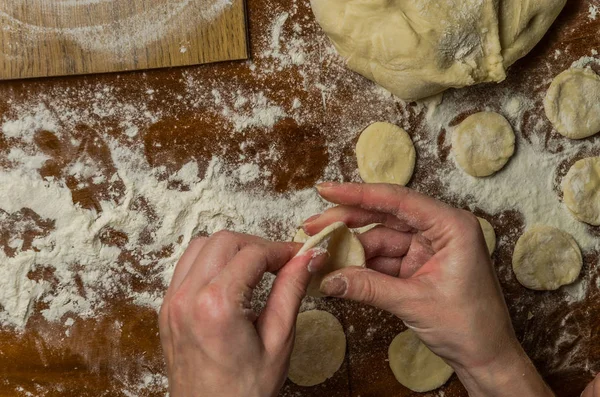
[562,157,600,226]
[452,112,515,177]
[388,329,454,392]
[544,68,600,140]
[288,310,346,386]
[356,122,416,186]
[512,225,582,290]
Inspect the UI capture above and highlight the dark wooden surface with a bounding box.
[0,0,599,396]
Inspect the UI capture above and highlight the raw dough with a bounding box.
[310,0,565,101]
[477,217,497,255]
[293,228,310,243]
[512,225,582,291]
[356,122,416,186]
[388,329,454,392]
[297,222,366,297]
[452,112,515,177]
[288,310,346,387]
[562,157,600,226]
[544,68,600,139]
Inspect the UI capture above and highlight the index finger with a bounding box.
[316,182,450,231]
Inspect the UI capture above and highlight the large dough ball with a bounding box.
[544,68,600,140]
[452,112,515,177]
[562,157,600,226]
[297,222,366,297]
[356,122,416,186]
[388,329,454,392]
[512,225,582,291]
[288,310,347,387]
[310,0,566,101]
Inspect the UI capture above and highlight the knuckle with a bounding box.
[356,273,379,304]
[194,284,230,324]
[166,290,188,328]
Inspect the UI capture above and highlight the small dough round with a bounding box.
[298,222,366,297]
[388,329,454,392]
[356,122,416,186]
[452,112,516,177]
[544,68,600,140]
[477,217,497,255]
[512,225,582,291]
[562,157,600,226]
[288,310,346,386]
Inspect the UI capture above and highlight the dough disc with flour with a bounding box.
[310,0,565,101]
[477,217,497,255]
[562,157,600,226]
[288,310,346,386]
[297,222,365,297]
[544,68,600,139]
[452,112,515,177]
[512,225,582,291]
[356,122,416,186]
[388,329,454,392]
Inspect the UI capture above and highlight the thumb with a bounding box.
[320,267,420,316]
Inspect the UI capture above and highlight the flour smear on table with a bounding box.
[0,0,232,55]
[0,8,598,393]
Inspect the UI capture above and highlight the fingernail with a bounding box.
[307,248,329,273]
[317,182,340,190]
[303,213,321,225]
[320,274,347,296]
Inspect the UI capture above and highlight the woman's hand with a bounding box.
[304,182,554,397]
[159,231,327,397]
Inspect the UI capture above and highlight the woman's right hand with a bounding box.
[303,182,554,397]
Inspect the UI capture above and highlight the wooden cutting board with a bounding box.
[0,0,249,80]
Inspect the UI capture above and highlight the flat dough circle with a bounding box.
[562,157,600,226]
[512,225,582,291]
[388,329,454,392]
[544,68,600,139]
[288,310,346,386]
[477,217,497,255]
[452,112,515,177]
[297,222,366,297]
[356,122,416,186]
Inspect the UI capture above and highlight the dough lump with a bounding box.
[388,329,454,392]
[356,122,416,186]
[452,112,515,177]
[288,310,346,387]
[297,222,365,297]
[562,157,600,226]
[512,225,582,291]
[477,217,497,255]
[544,68,600,140]
[310,0,565,101]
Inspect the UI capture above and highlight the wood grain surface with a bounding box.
[0,0,248,80]
[0,0,599,396]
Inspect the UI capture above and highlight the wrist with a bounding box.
[454,341,554,397]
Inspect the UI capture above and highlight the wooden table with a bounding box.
[0,0,599,396]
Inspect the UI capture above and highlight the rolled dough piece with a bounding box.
[356,122,416,186]
[293,228,310,243]
[288,310,346,387]
[512,225,582,291]
[297,222,366,297]
[388,329,454,392]
[477,217,497,255]
[452,112,515,177]
[310,0,565,101]
[544,68,600,139]
[562,157,600,226]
